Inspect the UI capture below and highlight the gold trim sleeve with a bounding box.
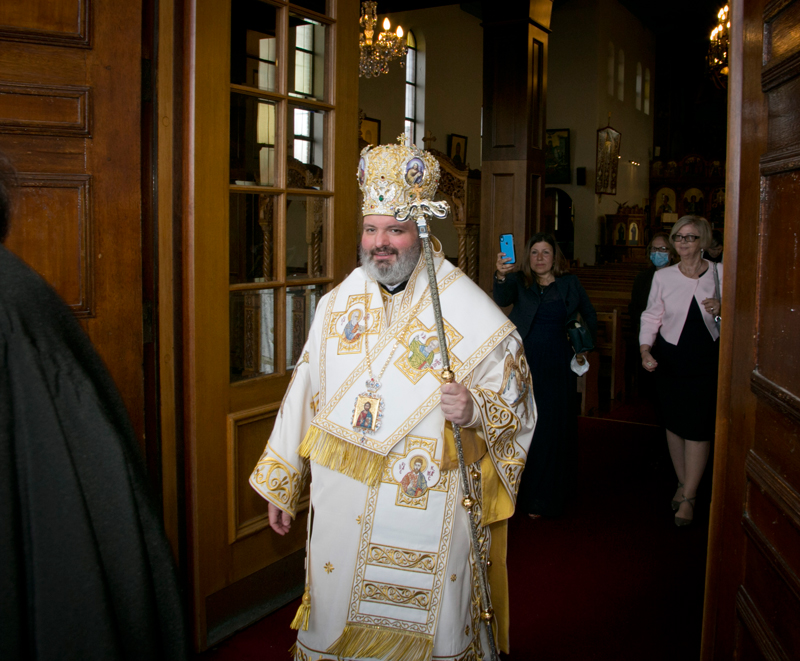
[249,447,310,518]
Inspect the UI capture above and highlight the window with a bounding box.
[636,62,642,110]
[293,22,314,96]
[293,107,312,164]
[617,49,625,101]
[644,68,651,115]
[607,42,615,96]
[404,31,417,145]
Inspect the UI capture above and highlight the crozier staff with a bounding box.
[640,215,722,526]
[250,139,535,660]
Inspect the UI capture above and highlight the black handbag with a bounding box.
[566,313,594,355]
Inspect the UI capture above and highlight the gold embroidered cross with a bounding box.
[326,293,383,356]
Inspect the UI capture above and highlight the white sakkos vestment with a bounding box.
[250,247,536,661]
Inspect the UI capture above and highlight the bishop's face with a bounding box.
[360,214,421,286]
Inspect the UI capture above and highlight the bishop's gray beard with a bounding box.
[359,241,421,287]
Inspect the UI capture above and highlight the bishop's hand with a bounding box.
[440,381,474,426]
[268,502,292,536]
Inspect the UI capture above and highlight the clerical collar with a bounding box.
[379,279,408,294]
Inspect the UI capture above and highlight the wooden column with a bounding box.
[480,0,552,290]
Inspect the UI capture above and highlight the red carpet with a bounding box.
[200,417,709,660]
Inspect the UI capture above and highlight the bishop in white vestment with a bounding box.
[250,139,536,661]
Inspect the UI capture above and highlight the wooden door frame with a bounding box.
[169,0,359,649]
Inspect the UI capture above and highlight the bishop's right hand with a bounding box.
[268,502,292,535]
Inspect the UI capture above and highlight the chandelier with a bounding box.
[359,1,407,78]
[708,4,730,88]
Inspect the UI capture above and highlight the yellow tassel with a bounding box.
[327,624,434,661]
[290,588,311,631]
[299,426,385,486]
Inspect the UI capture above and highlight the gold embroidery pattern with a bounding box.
[367,544,437,573]
[356,515,362,525]
[324,562,334,574]
[251,449,306,516]
[382,436,449,511]
[318,283,341,408]
[451,574,457,582]
[346,444,460,635]
[314,269,462,451]
[473,386,526,499]
[395,317,464,384]
[499,344,534,421]
[327,293,384,356]
[362,581,432,608]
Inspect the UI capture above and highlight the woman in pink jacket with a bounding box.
[639,216,722,526]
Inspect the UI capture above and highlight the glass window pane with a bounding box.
[230,93,277,186]
[286,194,327,278]
[406,47,416,83]
[288,105,325,186]
[230,192,277,284]
[231,1,278,91]
[404,120,413,145]
[288,14,326,101]
[405,85,415,120]
[286,284,325,368]
[230,288,275,382]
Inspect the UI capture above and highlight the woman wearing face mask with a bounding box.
[628,232,675,337]
[494,233,597,519]
[640,216,722,527]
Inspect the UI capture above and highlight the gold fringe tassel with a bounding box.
[299,426,385,486]
[290,588,311,631]
[327,624,434,661]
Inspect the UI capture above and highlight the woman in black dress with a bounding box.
[494,233,597,518]
[639,216,722,526]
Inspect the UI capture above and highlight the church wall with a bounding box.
[359,5,483,257]
[546,0,601,264]
[547,0,654,265]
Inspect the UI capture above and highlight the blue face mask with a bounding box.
[650,251,670,268]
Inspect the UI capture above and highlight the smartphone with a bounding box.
[499,233,516,264]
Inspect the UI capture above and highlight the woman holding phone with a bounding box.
[494,233,596,518]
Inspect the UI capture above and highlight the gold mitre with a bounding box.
[358,134,440,217]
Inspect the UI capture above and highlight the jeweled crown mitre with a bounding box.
[358,134,440,217]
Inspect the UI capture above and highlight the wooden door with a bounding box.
[701,1,800,658]
[183,0,358,649]
[0,1,145,441]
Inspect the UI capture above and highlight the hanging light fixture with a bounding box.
[708,5,730,88]
[359,1,408,78]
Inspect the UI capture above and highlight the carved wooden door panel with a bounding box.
[0,1,145,439]
[702,1,800,659]
[184,0,358,650]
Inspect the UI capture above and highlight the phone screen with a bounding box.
[499,234,516,264]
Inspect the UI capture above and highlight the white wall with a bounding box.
[547,0,655,265]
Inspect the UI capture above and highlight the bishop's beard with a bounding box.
[359,241,421,287]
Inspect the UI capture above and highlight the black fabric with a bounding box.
[516,284,579,517]
[628,266,656,335]
[652,298,720,441]
[493,272,598,344]
[0,246,188,660]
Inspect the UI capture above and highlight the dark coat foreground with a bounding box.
[0,246,188,660]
